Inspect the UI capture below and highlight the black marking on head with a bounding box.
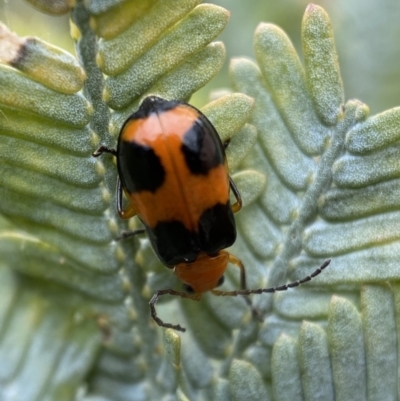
[148,220,200,267]
[130,96,181,120]
[181,116,224,175]
[118,140,165,193]
[198,202,236,255]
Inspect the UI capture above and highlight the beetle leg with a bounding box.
[117,178,137,219]
[212,259,331,297]
[117,229,146,241]
[229,177,242,213]
[149,289,201,332]
[93,147,137,219]
[92,145,117,157]
[227,253,247,289]
[215,253,263,321]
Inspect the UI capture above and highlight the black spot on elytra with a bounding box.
[118,141,165,193]
[148,220,200,267]
[198,202,236,254]
[181,116,224,175]
[144,202,236,267]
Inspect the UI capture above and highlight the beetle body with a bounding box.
[117,96,236,292]
[93,96,330,332]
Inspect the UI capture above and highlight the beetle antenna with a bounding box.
[212,259,331,297]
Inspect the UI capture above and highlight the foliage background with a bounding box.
[2,0,400,113]
[1,0,400,400]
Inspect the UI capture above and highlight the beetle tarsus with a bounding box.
[92,145,117,157]
[117,229,146,241]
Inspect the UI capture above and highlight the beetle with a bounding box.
[93,96,330,332]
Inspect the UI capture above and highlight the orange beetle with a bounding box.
[94,96,330,332]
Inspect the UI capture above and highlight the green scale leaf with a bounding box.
[225,4,400,401]
[0,267,101,401]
